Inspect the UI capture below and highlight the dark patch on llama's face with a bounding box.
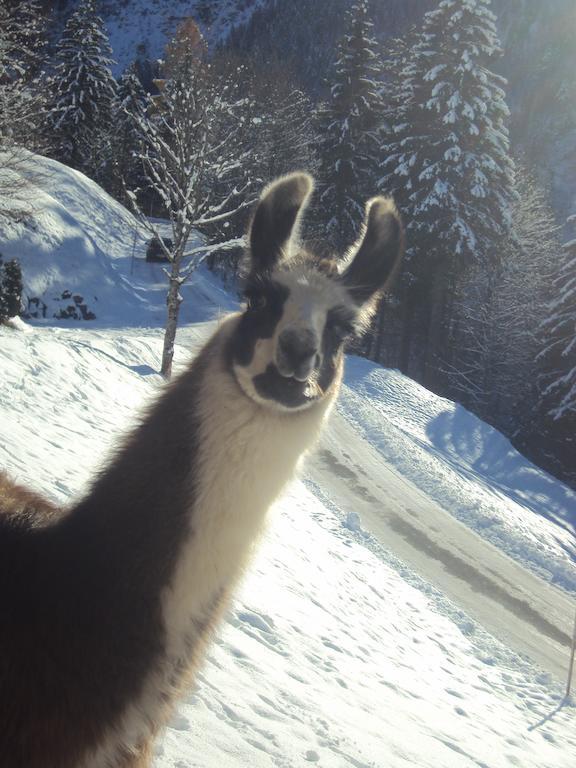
[251,302,356,409]
[317,306,357,393]
[252,363,316,408]
[231,278,289,367]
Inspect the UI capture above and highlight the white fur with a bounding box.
[273,268,350,354]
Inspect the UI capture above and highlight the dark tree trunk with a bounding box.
[399,287,415,375]
[423,259,453,394]
[161,255,184,378]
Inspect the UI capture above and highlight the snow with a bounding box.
[0,153,225,326]
[1,158,576,767]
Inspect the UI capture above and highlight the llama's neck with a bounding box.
[35,315,339,767]
[71,314,338,660]
[160,314,339,661]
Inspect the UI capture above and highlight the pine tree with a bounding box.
[0,4,15,146]
[390,0,515,265]
[49,0,117,177]
[367,26,425,372]
[107,63,147,202]
[379,25,424,212]
[539,213,576,421]
[318,0,383,249]
[0,0,48,151]
[386,0,515,390]
[0,257,23,322]
[3,0,48,84]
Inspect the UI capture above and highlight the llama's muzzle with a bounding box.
[276,327,318,382]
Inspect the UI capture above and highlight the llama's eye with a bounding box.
[332,322,354,340]
[247,294,267,311]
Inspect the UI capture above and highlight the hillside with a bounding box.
[1,157,575,767]
[0,154,229,326]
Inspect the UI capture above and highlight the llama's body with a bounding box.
[0,173,403,768]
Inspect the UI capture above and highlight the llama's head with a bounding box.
[229,172,404,412]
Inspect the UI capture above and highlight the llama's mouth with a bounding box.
[252,363,318,409]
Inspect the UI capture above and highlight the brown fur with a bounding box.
[0,470,62,526]
[0,340,215,768]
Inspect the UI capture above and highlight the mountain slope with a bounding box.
[48,0,271,74]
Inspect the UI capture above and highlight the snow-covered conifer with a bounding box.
[378,25,423,211]
[539,213,576,421]
[396,0,514,266]
[0,257,23,322]
[0,0,48,151]
[3,0,48,84]
[318,0,383,249]
[49,0,117,177]
[106,63,147,201]
[385,0,515,390]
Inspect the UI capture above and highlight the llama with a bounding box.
[0,173,403,768]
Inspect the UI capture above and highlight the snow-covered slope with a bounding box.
[339,360,576,590]
[2,324,575,767]
[0,154,233,326]
[1,159,575,767]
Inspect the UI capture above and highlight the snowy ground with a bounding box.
[1,158,575,767]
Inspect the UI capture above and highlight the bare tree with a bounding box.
[127,22,257,378]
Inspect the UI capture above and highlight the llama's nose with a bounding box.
[277,328,318,381]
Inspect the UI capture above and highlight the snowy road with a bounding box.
[307,410,575,683]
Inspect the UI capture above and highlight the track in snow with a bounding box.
[307,411,574,683]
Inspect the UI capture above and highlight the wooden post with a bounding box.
[567,607,576,700]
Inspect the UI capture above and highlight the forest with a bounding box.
[0,0,574,487]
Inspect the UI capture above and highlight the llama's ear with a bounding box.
[340,197,404,306]
[249,172,314,274]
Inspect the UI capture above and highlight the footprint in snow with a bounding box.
[237,610,275,633]
[169,713,190,731]
[321,637,343,653]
